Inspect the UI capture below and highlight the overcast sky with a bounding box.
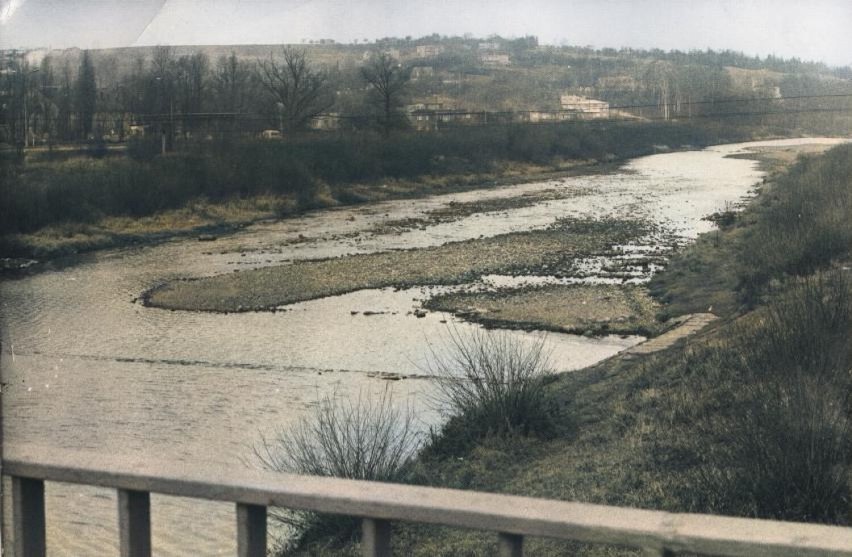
[2,0,851,67]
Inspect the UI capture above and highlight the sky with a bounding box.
[1,0,851,67]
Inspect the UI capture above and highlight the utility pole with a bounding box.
[22,81,27,147]
[20,67,39,148]
[169,96,174,150]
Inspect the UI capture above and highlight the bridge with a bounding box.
[5,444,852,556]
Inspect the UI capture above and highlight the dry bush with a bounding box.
[424,328,556,454]
[255,389,420,550]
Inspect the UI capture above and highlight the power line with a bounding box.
[98,106,852,135]
[65,91,852,121]
[4,101,852,140]
[608,92,852,111]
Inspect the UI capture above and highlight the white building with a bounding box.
[560,94,610,118]
[481,53,511,67]
[416,44,444,58]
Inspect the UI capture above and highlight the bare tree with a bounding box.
[649,60,673,120]
[641,60,674,120]
[176,52,208,136]
[147,46,177,151]
[75,50,97,139]
[213,52,253,113]
[361,51,411,133]
[258,47,332,132]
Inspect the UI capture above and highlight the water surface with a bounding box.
[2,138,843,555]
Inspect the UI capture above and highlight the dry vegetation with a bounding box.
[285,144,852,556]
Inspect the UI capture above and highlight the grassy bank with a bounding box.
[1,119,769,260]
[281,144,852,555]
[649,141,852,315]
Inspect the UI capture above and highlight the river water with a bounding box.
[0,138,843,555]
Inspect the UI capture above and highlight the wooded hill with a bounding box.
[4,34,852,144]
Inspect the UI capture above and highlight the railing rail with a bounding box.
[4,444,852,557]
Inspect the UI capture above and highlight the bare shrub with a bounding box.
[255,388,420,549]
[425,328,556,448]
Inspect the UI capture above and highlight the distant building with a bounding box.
[416,44,444,58]
[518,111,580,123]
[481,53,511,67]
[408,109,435,131]
[560,94,610,118]
[309,113,341,131]
[441,71,464,85]
[436,110,484,125]
[406,100,452,112]
[95,111,134,141]
[261,129,282,139]
[410,66,435,81]
[406,104,487,131]
[478,42,500,51]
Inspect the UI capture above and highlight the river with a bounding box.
[0,138,843,555]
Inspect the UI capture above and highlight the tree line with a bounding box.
[0,45,412,148]
[3,38,851,150]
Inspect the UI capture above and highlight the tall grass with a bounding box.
[713,368,851,523]
[664,271,852,524]
[738,145,852,304]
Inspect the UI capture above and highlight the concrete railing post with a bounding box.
[498,532,524,557]
[236,503,267,557]
[118,489,151,557]
[12,476,46,557]
[362,518,392,557]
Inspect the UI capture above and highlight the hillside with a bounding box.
[13,35,852,120]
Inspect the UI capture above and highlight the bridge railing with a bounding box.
[4,444,852,557]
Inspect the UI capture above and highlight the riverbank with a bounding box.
[0,157,621,266]
[1,118,783,265]
[285,144,852,556]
